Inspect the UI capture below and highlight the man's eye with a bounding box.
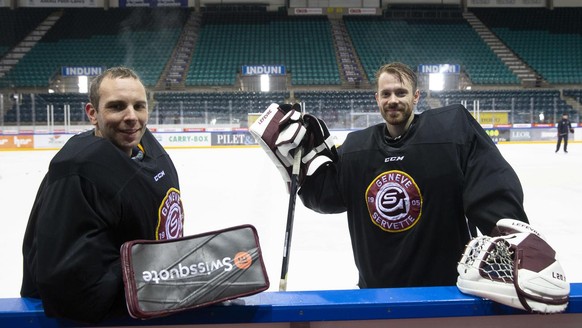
[108,103,125,111]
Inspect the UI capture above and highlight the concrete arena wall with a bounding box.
[0,126,580,151]
[1,285,581,327]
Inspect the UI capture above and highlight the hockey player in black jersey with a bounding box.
[251,62,529,289]
[21,67,184,323]
[555,112,574,153]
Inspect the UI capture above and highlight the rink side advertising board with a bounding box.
[211,132,258,146]
[0,135,34,149]
[21,0,103,7]
[154,132,212,148]
[0,127,580,150]
[119,0,187,7]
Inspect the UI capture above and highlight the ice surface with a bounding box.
[1,142,579,298]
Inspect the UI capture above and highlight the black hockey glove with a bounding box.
[299,114,338,186]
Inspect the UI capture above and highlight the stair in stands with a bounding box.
[329,18,370,89]
[462,11,545,88]
[0,10,62,79]
[157,10,201,90]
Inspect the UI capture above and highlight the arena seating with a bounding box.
[344,16,519,85]
[471,8,582,84]
[5,88,578,126]
[153,91,289,125]
[2,93,87,124]
[1,7,581,126]
[294,90,432,129]
[564,89,582,102]
[1,7,581,89]
[1,8,188,88]
[186,12,341,87]
[0,8,52,57]
[433,89,574,123]
[2,91,290,125]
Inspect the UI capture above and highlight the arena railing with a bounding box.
[1,91,580,133]
[1,284,580,327]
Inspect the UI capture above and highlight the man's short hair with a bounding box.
[375,62,418,92]
[88,67,142,110]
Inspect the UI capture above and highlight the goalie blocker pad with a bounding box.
[121,225,270,320]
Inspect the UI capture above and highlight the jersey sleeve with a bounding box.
[31,174,126,323]
[461,110,529,235]
[298,158,347,214]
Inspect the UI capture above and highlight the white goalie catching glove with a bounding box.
[457,219,569,313]
[249,103,337,192]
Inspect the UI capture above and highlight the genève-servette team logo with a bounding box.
[366,170,422,232]
[157,188,184,240]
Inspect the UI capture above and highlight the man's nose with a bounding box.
[124,106,138,120]
[387,93,398,104]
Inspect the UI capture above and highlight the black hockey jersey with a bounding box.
[557,118,573,135]
[21,129,184,323]
[299,104,528,288]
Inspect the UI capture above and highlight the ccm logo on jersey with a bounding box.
[385,156,404,163]
[154,170,165,181]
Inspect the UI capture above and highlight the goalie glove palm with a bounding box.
[457,220,569,313]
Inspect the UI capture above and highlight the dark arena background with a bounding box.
[0,0,581,327]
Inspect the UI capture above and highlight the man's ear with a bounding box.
[85,103,98,125]
[413,89,420,105]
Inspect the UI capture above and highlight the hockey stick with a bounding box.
[279,102,304,292]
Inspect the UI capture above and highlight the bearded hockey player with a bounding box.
[250,62,569,313]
